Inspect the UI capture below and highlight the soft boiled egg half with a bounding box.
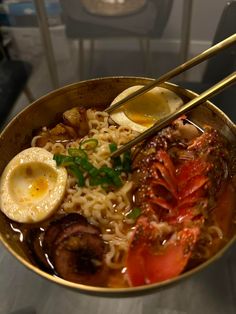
[0,147,67,223]
[110,85,183,132]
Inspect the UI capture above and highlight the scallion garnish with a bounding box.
[68,164,85,187]
[122,151,132,173]
[80,138,98,150]
[53,140,126,189]
[54,139,132,189]
[68,148,88,159]
[109,143,132,174]
[53,154,74,167]
[127,207,142,220]
[75,156,99,177]
[99,166,122,187]
[109,143,117,153]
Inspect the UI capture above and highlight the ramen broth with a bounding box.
[1,106,236,288]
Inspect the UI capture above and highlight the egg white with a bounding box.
[0,147,67,223]
[110,85,183,132]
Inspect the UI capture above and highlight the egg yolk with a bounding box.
[124,92,170,127]
[9,162,57,205]
[29,176,49,198]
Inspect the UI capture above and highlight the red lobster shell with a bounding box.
[126,123,232,286]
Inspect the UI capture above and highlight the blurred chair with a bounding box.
[177,0,236,122]
[0,31,34,129]
[59,0,173,79]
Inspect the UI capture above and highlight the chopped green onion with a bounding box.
[89,166,122,189]
[68,164,85,187]
[80,138,98,150]
[53,154,74,167]
[99,166,122,187]
[109,143,117,153]
[127,207,142,220]
[89,176,112,187]
[112,157,122,172]
[99,165,114,177]
[68,148,88,159]
[53,148,123,189]
[88,167,99,177]
[122,150,132,173]
[109,143,123,172]
[74,157,99,177]
[109,143,132,174]
[112,174,123,187]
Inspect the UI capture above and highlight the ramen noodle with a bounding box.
[31,109,139,271]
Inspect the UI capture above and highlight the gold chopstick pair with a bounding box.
[106,34,236,157]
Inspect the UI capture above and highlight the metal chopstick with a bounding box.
[105,34,236,114]
[111,71,236,157]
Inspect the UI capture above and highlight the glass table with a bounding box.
[0,242,235,314]
[33,0,194,89]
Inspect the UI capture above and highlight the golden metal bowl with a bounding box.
[0,77,235,297]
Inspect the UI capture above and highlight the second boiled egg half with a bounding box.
[0,147,67,223]
[110,85,183,132]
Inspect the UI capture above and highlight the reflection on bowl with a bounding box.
[0,77,235,297]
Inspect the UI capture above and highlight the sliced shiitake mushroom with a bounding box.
[41,213,108,286]
[53,230,108,286]
[26,228,51,271]
[43,213,86,256]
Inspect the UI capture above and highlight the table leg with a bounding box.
[180,0,194,80]
[34,0,59,89]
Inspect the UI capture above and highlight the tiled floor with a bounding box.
[1,46,236,314]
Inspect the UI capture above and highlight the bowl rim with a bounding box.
[0,76,235,296]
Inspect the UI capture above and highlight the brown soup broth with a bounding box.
[6,176,236,288]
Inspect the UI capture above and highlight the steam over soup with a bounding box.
[0,106,235,288]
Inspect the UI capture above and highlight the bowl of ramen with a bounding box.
[0,76,235,296]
